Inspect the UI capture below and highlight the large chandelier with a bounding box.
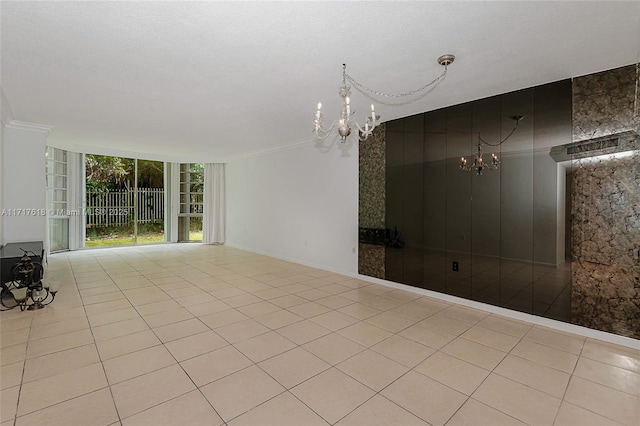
[313,54,455,145]
[313,64,379,142]
[460,115,524,175]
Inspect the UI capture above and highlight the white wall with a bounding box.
[0,124,4,246]
[226,142,359,275]
[1,123,48,244]
[1,91,12,247]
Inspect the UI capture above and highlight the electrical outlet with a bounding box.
[452,261,459,272]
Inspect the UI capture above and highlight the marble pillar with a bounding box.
[571,64,640,338]
[358,124,386,279]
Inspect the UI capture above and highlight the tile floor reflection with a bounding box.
[1,244,638,425]
[386,248,572,322]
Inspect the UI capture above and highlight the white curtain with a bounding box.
[203,163,225,244]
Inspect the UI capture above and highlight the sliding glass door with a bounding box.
[85,155,165,247]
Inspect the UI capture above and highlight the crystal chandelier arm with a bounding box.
[313,119,342,140]
[353,119,377,139]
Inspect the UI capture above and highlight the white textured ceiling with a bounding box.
[1,1,639,162]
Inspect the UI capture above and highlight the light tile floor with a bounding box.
[1,244,639,426]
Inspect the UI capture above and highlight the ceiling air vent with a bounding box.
[566,137,618,155]
[550,130,638,162]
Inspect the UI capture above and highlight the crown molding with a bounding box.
[228,136,318,161]
[48,140,226,164]
[5,120,52,134]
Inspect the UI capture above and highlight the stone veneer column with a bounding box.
[571,64,640,338]
[358,124,386,279]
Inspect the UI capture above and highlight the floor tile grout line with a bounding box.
[435,324,531,425]
[570,359,640,396]
[12,386,117,424]
[556,340,639,425]
[106,259,423,424]
[77,254,126,426]
[504,350,575,375]
[11,246,640,426]
[94,250,209,424]
[103,261,305,425]
[307,302,485,421]
[10,304,35,426]
[224,364,330,424]
[443,397,526,426]
[11,254,80,423]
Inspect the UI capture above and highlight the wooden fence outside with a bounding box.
[86,188,164,228]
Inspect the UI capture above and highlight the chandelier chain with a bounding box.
[344,69,448,106]
[314,55,454,145]
[480,118,522,147]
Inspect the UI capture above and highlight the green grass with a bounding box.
[85,233,165,247]
[85,230,204,247]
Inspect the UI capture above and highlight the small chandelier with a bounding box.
[460,142,500,175]
[460,115,524,175]
[314,54,455,144]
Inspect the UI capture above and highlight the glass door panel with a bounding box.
[46,147,69,252]
[136,160,165,244]
[178,163,203,242]
[85,155,134,247]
